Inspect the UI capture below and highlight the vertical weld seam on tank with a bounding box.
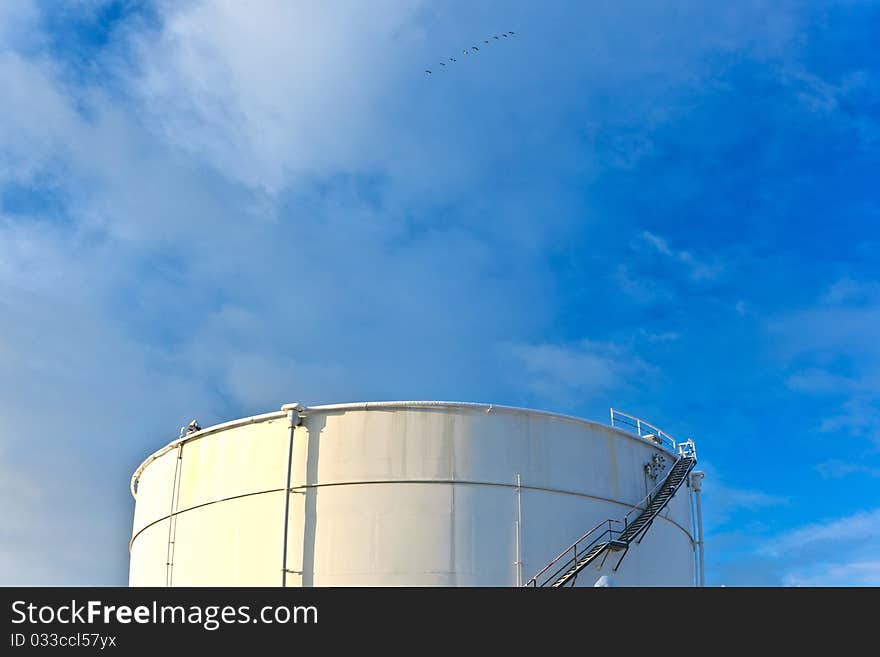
[514,472,523,586]
[449,411,456,585]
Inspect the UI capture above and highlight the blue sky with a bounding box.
[1,0,878,586]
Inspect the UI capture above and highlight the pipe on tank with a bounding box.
[281,404,304,587]
[690,471,705,587]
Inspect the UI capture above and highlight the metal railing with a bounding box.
[610,408,696,458]
[524,519,622,587]
[620,454,693,537]
[677,438,697,460]
[525,447,699,586]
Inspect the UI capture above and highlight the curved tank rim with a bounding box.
[131,400,676,494]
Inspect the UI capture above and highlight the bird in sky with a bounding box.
[426,31,516,75]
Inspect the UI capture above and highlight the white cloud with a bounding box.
[614,232,726,304]
[820,277,880,305]
[613,263,671,304]
[815,459,880,479]
[772,278,880,442]
[773,278,880,360]
[130,0,426,193]
[784,560,880,587]
[640,330,681,343]
[764,508,880,586]
[818,397,880,438]
[506,339,653,405]
[698,462,788,531]
[639,231,724,282]
[786,368,857,394]
[780,65,880,151]
[712,506,880,586]
[708,506,880,587]
[0,51,81,183]
[762,508,880,558]
[0,1,562,583]
[0,1,42,53]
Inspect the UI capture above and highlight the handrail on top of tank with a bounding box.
[609,408,679,453]
[614,415,697,529]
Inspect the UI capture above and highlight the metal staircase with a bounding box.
[525,431,697,588]
[617,455,695,544]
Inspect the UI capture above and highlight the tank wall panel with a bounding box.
[168,491,285,586]
[175,419,289,513]
[131,451,179,538]
[128,519,170,587]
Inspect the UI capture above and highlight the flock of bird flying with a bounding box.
[425,31,516,74]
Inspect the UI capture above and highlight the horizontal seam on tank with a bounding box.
[130,479,693,550]
[129,487,287,552]
[288,479,694,541]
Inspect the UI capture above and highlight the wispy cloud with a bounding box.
[783,560,880,587]
[699,463,788,531]
[712,506,880,586]
[639,231,725,282]
[758,507,880,586]
[815,459,880,479]
[773,283,880,362]
[613,232,726,306]
[772,278,880,442]
[639,329,682,343]
[613,263,671,305]
[762,508,880,558]
[505,339,652,405]
[780,65,880,152]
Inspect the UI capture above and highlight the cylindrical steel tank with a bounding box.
[129,401,698,586]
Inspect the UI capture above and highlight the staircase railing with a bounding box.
[623,462,676,531]
[525,452,697,586]
[524,457,681,587]
[524,519,622,587]
[619,455,696,545]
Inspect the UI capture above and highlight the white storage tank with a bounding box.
[129,402,701,586]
